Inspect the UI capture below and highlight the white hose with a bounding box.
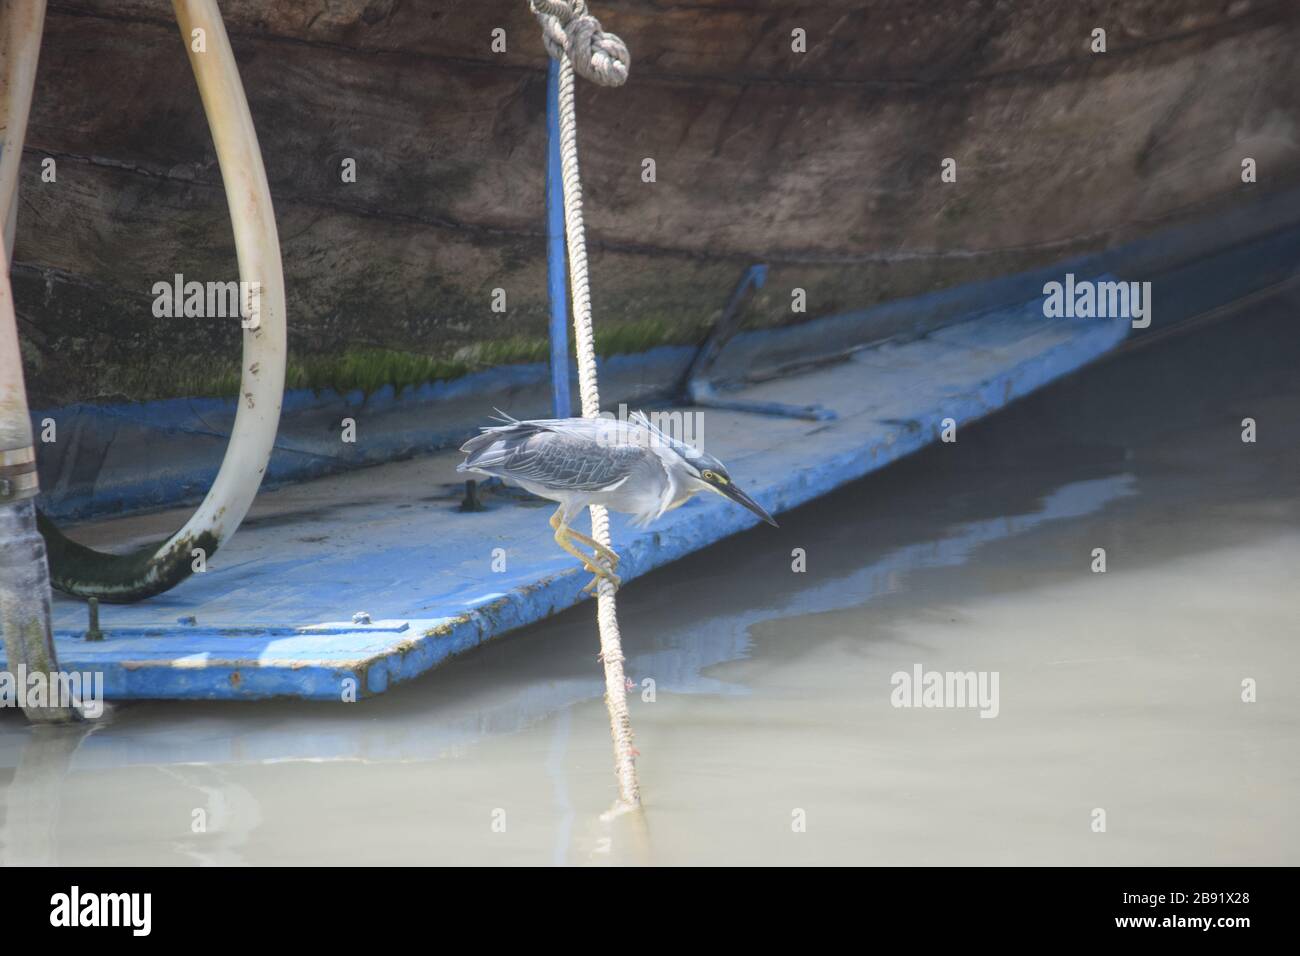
[0,0,48,265]
[34,0,287,602]
[166,0,286,559]
[2,230,77,721]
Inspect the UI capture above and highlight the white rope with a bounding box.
[532,1,639,813]
[530,0,629,88]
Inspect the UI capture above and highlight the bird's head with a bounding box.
[679,448,779,527]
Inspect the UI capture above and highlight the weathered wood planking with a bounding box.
[11,1,1300,405]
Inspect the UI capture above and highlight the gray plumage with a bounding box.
[457,411,777,530]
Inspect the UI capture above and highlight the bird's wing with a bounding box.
[459,420,543,456]
[459,422,646,492]
[460,416,618,451]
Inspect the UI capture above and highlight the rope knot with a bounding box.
[530,0,630,87]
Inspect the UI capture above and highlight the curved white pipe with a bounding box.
[0,0,47,264]
[167,0,286,550]
[38,0,287,600]
[2,233,76,721]
[0,2,76,722]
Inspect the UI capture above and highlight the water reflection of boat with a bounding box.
[0,471,1133,782]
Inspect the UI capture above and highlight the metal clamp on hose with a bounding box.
[0,446,38,503]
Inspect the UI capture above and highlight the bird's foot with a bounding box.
[582,575,621,595]
[582,558,621,595]
[566,527,619,568]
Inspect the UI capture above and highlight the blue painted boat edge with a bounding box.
[35,311,1129,701]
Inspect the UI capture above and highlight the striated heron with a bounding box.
[458,411,778,591]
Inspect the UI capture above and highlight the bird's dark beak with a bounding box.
[719,482,779,527]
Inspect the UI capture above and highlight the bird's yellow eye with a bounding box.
[702,469,727,484]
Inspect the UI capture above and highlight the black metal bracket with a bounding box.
[678,264,836,421]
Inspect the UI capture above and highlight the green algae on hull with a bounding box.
[108,315,718,401]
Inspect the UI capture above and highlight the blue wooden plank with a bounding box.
[1,300,1129,700]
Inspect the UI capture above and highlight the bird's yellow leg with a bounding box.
[549,507,620,567]
[582,554,620,593]
[553,524,604,574]
[557,527,621,593]
[551,512,620,593]
[567,527,619,568]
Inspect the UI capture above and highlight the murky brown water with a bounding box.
[2,299,1298,866]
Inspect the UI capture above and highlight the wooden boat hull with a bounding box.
[10,0,1300,406]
